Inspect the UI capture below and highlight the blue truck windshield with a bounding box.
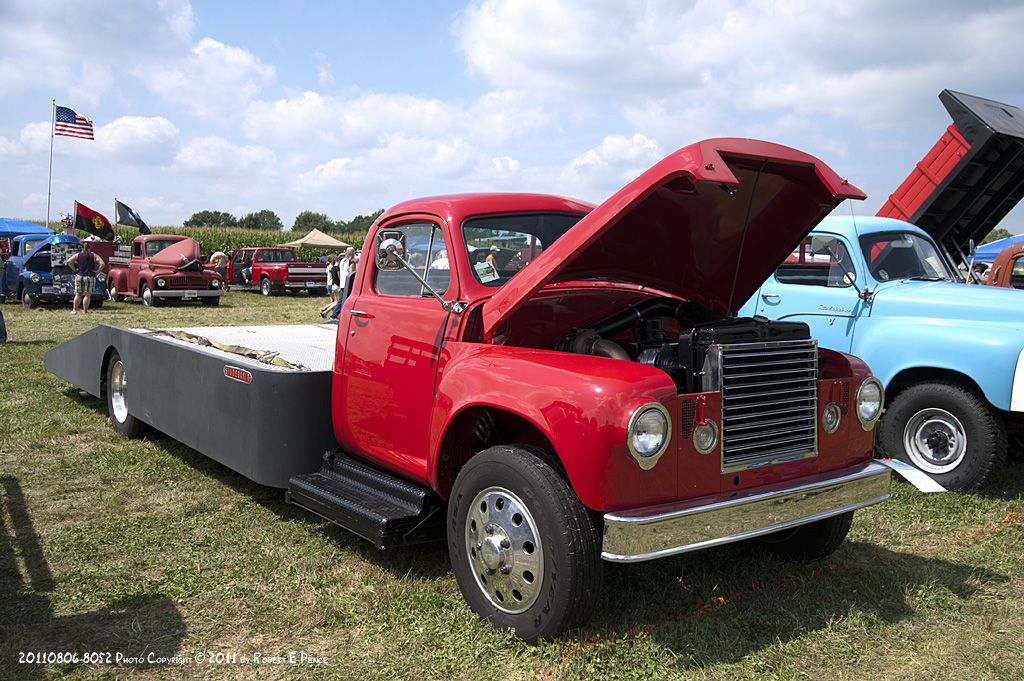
[859,232,955,282]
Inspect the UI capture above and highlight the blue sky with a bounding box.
[2,0,1024,234]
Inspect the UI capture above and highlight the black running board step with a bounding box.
[286,452,445,549]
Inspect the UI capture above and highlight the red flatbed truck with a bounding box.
[46,138,898,642]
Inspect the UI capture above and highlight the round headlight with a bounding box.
[212,279,220,288]
[627,403,671,469]
[96,272,106,282]
[156,278,167,288]
[822,403,841,434]
[856,378,884,430]
[693,419,719,454]
[30,273,41,284]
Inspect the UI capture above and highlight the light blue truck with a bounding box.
[740,90,1024,492]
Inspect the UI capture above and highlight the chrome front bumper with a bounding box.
[601,461,891,562]
[154,290,223,298]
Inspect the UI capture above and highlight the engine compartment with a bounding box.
[555,296,812,394]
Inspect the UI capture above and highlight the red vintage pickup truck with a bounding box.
[46,138,901,642]
[227,246,326,296]
[106,234,223,306]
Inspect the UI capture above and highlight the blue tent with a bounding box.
[974,235,1024,264]
[0,218,53,240]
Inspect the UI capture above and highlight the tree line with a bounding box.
[184,209,384,234]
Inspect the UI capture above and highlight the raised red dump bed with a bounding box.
[877,89,1024,261]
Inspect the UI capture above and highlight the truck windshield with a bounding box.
[145,240,182,257]
[858,232,955,282]
[462,212,584,287]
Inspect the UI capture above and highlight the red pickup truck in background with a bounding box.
[47,138,904,643]
[107,234,223,306]
[227,247,326,296]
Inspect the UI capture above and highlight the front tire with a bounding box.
[879,380,1006,492]
[108,280,125,302]
[22,288,37,309]
[106,351,148,438]
[201,295,221,306]
[448,445,603,643]
[141,282,155,307]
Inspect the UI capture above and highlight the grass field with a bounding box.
[1,291,1023,680]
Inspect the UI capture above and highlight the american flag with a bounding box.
[54,105,94,140]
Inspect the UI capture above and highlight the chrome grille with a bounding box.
[166,274,213,290]
[706,340,817,472]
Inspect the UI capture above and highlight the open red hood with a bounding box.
[481,138,865,336]
[149,237,201,271]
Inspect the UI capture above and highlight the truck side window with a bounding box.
[775,238,853,288]
[1011,258,1024,289]
[376,222,449,297]
[133,242,143,258]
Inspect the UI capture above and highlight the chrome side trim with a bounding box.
[601,461,890,562]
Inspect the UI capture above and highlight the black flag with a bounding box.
[115,200,150,234]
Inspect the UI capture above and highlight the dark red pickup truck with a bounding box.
[47,138,900,642]
[227,247,325,296]
[107,234,223,306]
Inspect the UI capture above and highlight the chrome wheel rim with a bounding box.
[465,486,543,613]
[904,407,967,473]
[142,286,152,306]
[110,360,129,424]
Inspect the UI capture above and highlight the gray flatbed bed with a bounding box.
[45,324,340,487]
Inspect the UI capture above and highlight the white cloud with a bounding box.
[553,133,664,200]
[244,90,458,148]
[19,117,179,164]
[0,0,194,97]
[455,0,1024,132]
[139,38,276,120]
[314,51,336,89]
[0,136,25,159]
[172,136,277,175]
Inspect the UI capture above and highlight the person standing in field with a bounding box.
[211,248,229,290]
[319,253,340,318]
[66,242,105,315]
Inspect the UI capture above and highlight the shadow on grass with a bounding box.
[69,388,453,581]
[583,537,1007,668]
[979,455,1024,502]
[0,475,186,677]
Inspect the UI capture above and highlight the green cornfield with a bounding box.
[106,225,368,262]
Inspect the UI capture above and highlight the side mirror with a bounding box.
[375,230,406,270]
[371,229,466,314]
[810,235,838,256]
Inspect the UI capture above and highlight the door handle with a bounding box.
[761,293,780,301]
[349,309,369,317]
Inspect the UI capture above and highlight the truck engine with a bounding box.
[557,297,820,472]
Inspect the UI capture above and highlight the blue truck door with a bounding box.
[743,236,864,354]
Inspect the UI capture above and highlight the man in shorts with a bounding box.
[66,242,105,314]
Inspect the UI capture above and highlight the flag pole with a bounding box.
[46,99,55,229]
